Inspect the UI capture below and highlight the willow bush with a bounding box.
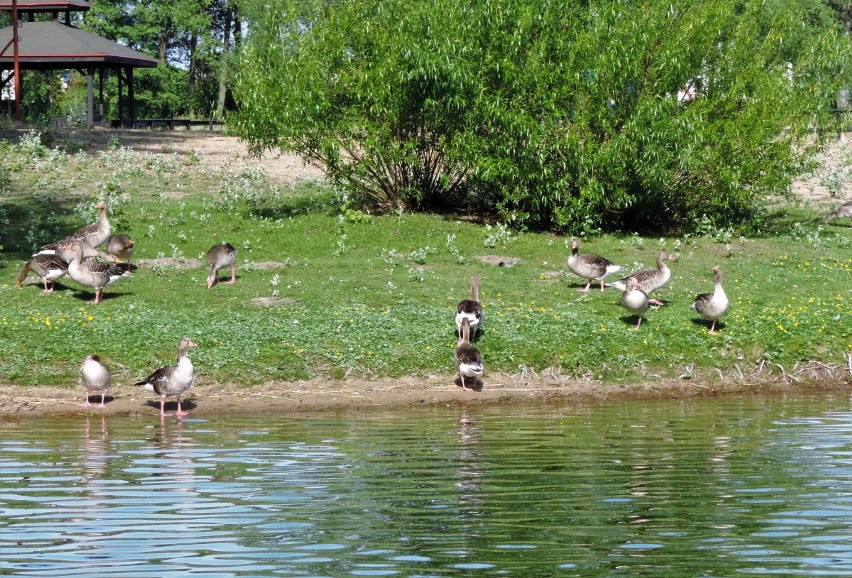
[231,0,849,234]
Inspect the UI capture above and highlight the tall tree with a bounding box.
[84,0,238,119]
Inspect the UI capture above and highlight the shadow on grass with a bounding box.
[690,318,727,333]
[68,290,133,303]
[0,196,88,259]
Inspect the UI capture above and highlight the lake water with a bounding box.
[1,393,850,576]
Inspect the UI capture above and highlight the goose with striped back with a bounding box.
[136,337,198,419]
[38,238,115,263]
[567,239,623,292]
[455,317,483,391]
[455,275,483,339]
[608,251,676,306]
[69,200,111,248]
[16,253,68,292]
[62,242,132,303]
[692,266,729,334]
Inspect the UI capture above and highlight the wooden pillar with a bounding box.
[86,64,94,127]
[117,67,123,127]
[11,0,21,121]
[127,67,135,126]
[98,67,104,120]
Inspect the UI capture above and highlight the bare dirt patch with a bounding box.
[0,375,848,418]
[2,127,327,186]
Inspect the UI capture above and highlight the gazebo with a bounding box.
[0,0,159,127]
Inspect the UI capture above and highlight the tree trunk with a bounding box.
[158,14,169,63]
[216,5,234,118]
[188,32,198,117]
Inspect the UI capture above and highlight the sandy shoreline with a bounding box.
[2,374,849,419]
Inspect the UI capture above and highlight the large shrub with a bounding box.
[231,0,850,234]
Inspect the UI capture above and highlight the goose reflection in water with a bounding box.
[147,420,197,488]
[81,416,109,483]
[456,406,485,506]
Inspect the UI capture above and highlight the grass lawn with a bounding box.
[1,130,850,389]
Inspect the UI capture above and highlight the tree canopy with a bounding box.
[230,0,850,234]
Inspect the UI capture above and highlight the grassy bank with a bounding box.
[0,131,849,389]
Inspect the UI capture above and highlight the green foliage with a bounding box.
[231,0,850,234]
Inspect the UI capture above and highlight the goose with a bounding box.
[619,276,650,329]
[455,317,483,391]
[62,242,132,304]
[692,266,729,334]
[455,275,483,339]
[80,355,111,408]
[69,200,111,248]
[106,234,136,263]
[567,240,623,292]
[135,337,198,418]
[825,200,852,222]
[38,238,115,264]
[608,251,676,306]
[207,242,237,288]
[16,254,68,292]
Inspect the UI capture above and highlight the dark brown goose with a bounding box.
[567,240,623,292]
[207,242,237,288]
[63,242,132,304]
[16,254,68,292]
[135,337,198,418]
[455,275,483,338]
[455,317,483,391]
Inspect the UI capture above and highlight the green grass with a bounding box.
[0,130,850,389]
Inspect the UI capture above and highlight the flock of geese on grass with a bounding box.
[14,201,730,416]
[453,240,730,390]
[15,201,236,418]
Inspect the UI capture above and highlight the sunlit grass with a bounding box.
[0,131,850,388]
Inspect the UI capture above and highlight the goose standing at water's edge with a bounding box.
[62,242,132,304]
[136,337,198,419]
[455,317,483,391]
[608,251,676,306]
[692,266,729,334]
[16,254,68,292]
[207,242,237,288]
[619,277,650,329]
[80,355,111,408]
[567,240,623,292]
[455,275,483,339]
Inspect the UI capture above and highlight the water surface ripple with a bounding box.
[1,394,850,576]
